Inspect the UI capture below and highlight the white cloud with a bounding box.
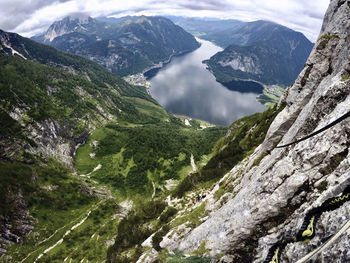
[0,0,330,41]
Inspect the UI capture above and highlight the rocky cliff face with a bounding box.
[0,189,35,256]
[161,0,350,262]
[43,16,98,42]
[0,29,140,165]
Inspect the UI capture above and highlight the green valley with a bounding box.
[75,118,226,198]
[106,103,285,263]
[0,28,226,262]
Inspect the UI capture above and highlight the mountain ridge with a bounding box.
[203,20,314,88]
[0,28,153,165]
[202,20,313,48]
[32,15,200,76]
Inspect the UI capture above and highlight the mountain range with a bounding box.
[32,16,312,93]
[32,15,200,76]
[202,20,314,89]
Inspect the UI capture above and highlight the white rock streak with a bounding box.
[34,210,92,262]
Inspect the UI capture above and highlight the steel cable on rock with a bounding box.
[263,110,350,263]
[263,186,350,263]
[276,111,350,148]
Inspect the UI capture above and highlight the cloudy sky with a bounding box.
[0,0,330,41]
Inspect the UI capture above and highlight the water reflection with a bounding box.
[149,39,266,126]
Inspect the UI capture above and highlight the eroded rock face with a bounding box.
[162,1,350,262]
[218,52,262,75]
[0,114,89,167]
[0,189,35,257]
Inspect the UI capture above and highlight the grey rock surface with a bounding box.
[0,189,36,257]
[162,1,350,262]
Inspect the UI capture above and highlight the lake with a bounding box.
[147,39,266,126]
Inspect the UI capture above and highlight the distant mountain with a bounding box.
[201,20,312,48]
[203,20,314,89]
[33,16,200,76]
[36,16,102,42]
[176,18,243,38]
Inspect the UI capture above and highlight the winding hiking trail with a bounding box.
[32,202,102,263]
[79,163,102,178]
[34,211,92,262]
[20,224,68,263]
[190,154,198,173]
[296,219,350,263]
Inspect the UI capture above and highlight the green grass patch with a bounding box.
[166,251,211,263]
[192,241,209,257]
[124,97,169,121]
[171,203,208,229]
[178,165,193,180]
[319,34,340,40]
[1,160,97,263]
[252,152,268,167]
[75,121,226,198]
[341,73,350,82]
[35,200,120,263]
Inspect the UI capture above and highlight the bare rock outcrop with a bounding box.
[162,1,350,262]
[0,189,36,257]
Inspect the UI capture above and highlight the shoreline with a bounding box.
[143,44,202,79]
[125,38,269,127]
[123,43,202,93]
[172,114,217,128]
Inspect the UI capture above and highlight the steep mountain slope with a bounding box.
[138,0,349,262]
[0,29,157,258]
[33,16,200,76]
[106,104,285,263]
[0,29,150,165]
[201,20,307,48]
[2,1,349,262]
[204,21,314,89]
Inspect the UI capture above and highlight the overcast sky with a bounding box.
[0,0,330,41]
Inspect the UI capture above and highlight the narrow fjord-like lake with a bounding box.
[148,39,265,126]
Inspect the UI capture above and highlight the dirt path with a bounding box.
[190,154,197,173]
[20,224,68,263]
[33,202,102,263]
[80,163,102,178]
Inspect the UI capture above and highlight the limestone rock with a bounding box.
[162,1,350,262]
[0,189,36,257]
